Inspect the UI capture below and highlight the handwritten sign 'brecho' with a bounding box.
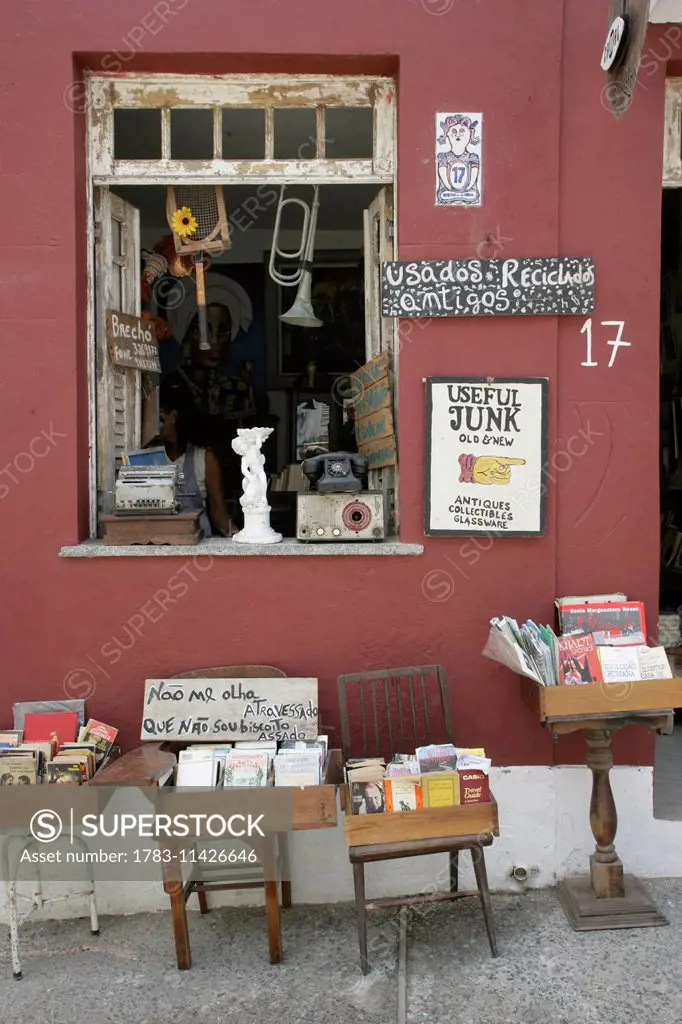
[382,257,594,318]
[106,310,161,373]
[140,678,319,742]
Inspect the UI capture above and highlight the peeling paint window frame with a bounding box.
[664,79,682,188]
[86,73,395,184]
[85,72,398,542]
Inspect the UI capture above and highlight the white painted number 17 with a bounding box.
[580,319,631,368]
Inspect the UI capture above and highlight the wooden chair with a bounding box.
[162,665,290,969]
[338,664,497,973]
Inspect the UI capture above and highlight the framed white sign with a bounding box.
[424,377,548,537]
[435,112,483,207]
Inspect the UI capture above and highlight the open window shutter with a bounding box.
[363,186,398,532]
[94,189,141,520]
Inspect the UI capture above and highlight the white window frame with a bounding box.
[664,78,682,187]
[85,72,397,540]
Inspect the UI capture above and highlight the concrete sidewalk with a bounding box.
[2,880,682,1024]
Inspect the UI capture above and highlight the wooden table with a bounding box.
[521,676,682,931]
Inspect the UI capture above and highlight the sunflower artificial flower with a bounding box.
[171,206,198,238]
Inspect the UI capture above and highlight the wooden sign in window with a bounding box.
[106,309,161,373]
[351,353,397,470]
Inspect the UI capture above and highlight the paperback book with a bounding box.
[222,752,269,787]
[46,762,82,785]
[558,601,647,646]
[557,634,604,686]
[599,645,673,683]
[384,777,423,812]
[416,744,458,774]
[349,780,386,814]
[78,720,118,761]
[0,755,37,785]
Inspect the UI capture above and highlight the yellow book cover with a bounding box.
[423,773,460,808]
[456,747,486,758]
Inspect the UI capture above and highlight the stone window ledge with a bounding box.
[59,539,424,558]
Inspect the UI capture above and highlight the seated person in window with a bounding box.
[157,377,236,538]
[178,303,254,423]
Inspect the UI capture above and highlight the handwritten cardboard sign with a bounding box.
[382,257,594,318]
[106,310,161,373]
[140,678,319,742]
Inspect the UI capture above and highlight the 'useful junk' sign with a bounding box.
[382,257,594,317]
[425,377,548,537]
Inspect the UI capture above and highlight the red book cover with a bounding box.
[558,601,646,646]
[23,712,79,747]
[458,769,490,804]
[557,635,604,686]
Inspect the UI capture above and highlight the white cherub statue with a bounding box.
[230,427,282,544]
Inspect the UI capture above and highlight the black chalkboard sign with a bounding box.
[382,257,594,317]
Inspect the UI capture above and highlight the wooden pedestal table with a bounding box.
[521,675,682,931]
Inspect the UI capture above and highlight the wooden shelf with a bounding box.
[520,676,682,722]
[343,796,499,847]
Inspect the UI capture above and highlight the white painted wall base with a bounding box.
[1,765,679,923]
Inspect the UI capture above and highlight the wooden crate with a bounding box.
[101,511,202,546]
[91,743,343,830]
[520,675,682,722]
[343,795,499,847]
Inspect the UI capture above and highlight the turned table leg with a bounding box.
[585,729,624,899]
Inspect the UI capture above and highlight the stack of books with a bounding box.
[482,594,674,686]
[0,714,118,785]
[345,744,491,815]
[174,736,328,788]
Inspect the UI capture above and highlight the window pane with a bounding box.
[110,262,122,309]
[171,108,213,160]
[325,108,373,159]
[112,217,122,258]
[274,108,317,160]
[222,108,265,159]
[113,109,162,160]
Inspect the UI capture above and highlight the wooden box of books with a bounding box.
[343,796,499,847]
[520,675,682,721]
[341,745,498,847]
[92,742,344,830]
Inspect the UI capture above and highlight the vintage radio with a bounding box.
[296,492,385,542]
[114,465,181,516]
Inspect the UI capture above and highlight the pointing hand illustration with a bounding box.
[459,454,526,486]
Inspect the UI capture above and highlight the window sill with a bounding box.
[59,538,424,558]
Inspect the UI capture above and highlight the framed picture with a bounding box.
[435,112,483,208]
[424,377,548,537]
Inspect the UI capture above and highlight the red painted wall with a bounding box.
[0,1,669,766]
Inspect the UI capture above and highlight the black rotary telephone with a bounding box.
[301,451,369,493]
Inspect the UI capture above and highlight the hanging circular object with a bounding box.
[601,16,627,71]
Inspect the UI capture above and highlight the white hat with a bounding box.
[168,271,253,344]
